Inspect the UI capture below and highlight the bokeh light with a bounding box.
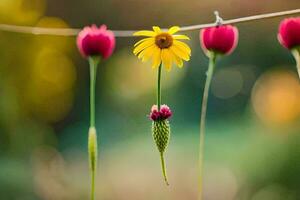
[0,0,45,24]
[251,69,300,126]
[25,48,76,123]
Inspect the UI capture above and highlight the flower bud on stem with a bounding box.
[152,119,171,186]
[278,18,300,79]
[198,52,217,200]
[152,63,171,186]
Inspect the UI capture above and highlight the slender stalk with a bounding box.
[198,52,217,200]
[292,48,300,79]
[88,127,98,200]
[89,57,100,128]
[160,152,169,185]
[88,56,100,200]
[157,63,162,110]
[91,173,95,200]
[156,63,169,185]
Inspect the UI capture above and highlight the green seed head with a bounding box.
[152,119,171,153]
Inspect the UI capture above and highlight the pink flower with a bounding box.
[200,25,239,55]
[160,105,172,119]
[77,25,115,59]
[150,105,161,121]
[278,17,300,50]
[150,104,172,121]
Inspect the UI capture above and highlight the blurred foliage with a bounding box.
[0,0,300,199]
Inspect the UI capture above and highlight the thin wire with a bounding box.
[0,8,299,37]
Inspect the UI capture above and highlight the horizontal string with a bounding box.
[0,8,299,37]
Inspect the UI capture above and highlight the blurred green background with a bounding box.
[0,0,300,199]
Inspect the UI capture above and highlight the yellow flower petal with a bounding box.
[161,49,173,70]
[168,26,180,34]
[173,54,183,68]
[152,47,161,69]
[170,45,190,61]
[137,45,150,59]
[133,30,156,37]
[173,40,191,55]
[173,35,190,40]
[134,38,153,47]
[139,45,156,62]
[153,26,161,34]
[133,38,155,55]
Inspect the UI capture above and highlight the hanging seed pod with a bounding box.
[150,104,172,185]
[152,119,170,153]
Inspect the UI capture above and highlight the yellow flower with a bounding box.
[133,26,191,70]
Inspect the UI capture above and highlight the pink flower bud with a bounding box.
[149,104,172,121]
[278,17,300,50]
[200,25,239,55]
[160,105,172,119]
[150,105,161,121]
[77,25,115,59]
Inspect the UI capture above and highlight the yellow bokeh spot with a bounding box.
[25,48,76,123]
[0,0,45,24]
[34,17,73,52]
[251,70,300,126]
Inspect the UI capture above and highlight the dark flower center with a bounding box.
[155,33,173,49]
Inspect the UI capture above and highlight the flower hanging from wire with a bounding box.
[278,17,300,78]
[197,13,239,200]
[77,24,115,200]
[200,25,238,56]
[133,26,191,185]
[133,26,191,70]
[77,25,115,58]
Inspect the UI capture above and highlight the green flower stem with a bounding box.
[91,174,95,200]
[157,63,162,110]
[88,56,100,200]
[160,152,169,185]
[292,48,300,79]
[89,56,100,128]
[156,63,169,185]
[198,52,217,200]
[88,127,98,200]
